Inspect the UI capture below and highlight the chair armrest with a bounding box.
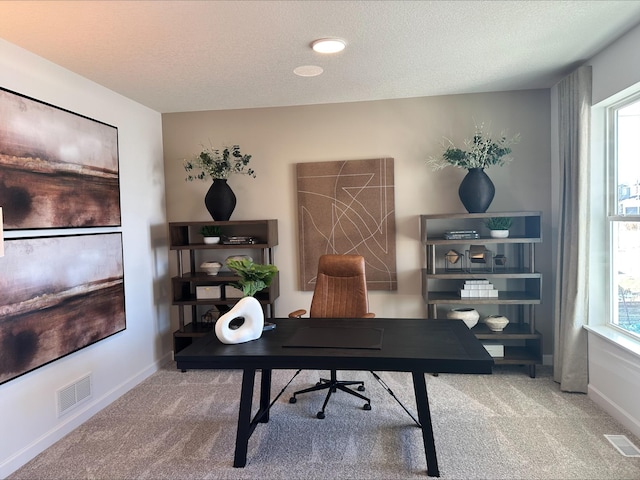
[363,313,375,318]
[289,309,307,318]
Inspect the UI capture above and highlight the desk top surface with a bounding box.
[176,318,493,374]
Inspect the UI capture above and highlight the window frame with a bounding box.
[605,92,640,339]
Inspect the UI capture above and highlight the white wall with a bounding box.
[583,22,640,439]
[162,90,553,350]
[0,39,170,477]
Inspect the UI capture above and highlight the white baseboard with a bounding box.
[589,383,640,439]
[0,352,173,479]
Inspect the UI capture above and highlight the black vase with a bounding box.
[458,168,495,213]
[204,179,236,221]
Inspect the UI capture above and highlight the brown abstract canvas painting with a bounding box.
[0,233,125,385]
[0,87,120,230]
[296,158,397,291]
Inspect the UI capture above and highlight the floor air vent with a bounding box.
[604,434,640,457]
[57,374,92,416]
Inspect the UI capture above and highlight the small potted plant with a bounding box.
[485,217,513,238]
[200,225,222,244]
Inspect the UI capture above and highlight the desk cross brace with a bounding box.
[370,371,422,428]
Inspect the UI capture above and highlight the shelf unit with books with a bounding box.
[420,212,542,377]
[169,219,278,353]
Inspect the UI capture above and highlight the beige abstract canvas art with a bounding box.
[296,158,397,291]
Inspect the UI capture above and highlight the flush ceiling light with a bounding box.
[312,38,346,54]
[294,65,324,77]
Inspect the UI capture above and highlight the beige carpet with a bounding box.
[9,364,640,479]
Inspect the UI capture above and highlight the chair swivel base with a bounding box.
[289,372,371,419]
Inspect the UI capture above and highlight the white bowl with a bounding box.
[485,315,509,332]
[446,308,480,329]
[200,261,222,275]
[203,236,221,244]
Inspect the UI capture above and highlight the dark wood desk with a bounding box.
[175,318,493,477]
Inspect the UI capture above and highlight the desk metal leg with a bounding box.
[233,368,256,468]
[259,369,272,423]
[412,371,440,477]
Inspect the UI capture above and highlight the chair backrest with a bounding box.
[309,254,371,318]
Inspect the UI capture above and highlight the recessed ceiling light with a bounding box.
[312,38,346,54]
[294,65,324,77]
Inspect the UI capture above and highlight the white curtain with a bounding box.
[553,65,592,393]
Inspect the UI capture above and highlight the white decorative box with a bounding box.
[196,286,222,300]
[482,343,505,357]
[224,285,244,299]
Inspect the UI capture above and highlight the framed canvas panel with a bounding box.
[0,233,125,385]
[296,158,397,291]
[0,87,120,230]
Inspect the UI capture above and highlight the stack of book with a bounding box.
[444,230,479,240]
[460,279,498,297]
[221,236,257,245]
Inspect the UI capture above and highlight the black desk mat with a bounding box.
[282,326,384,350]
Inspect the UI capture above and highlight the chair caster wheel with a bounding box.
[317,411,325,419]
[363,403,371,411]
[316,382,322,386]
[289,397,297,404]
[357,385,365,392]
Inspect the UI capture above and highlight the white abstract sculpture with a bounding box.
[215,296,264,344]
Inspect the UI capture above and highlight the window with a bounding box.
[608,95,640,337]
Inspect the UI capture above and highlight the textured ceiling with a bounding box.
[1,1,640,113]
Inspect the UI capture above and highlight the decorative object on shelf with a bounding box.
[460,279,498,298]
[466,245,493,272]
[444,230,479,240]
[200,261,222,275]
[446,308,480,329]
[222,236,257,245]
[485,217,513,238]
[214,296,264,344]
[200,225,222,244]
[204,179,236,221]
[196,285,222,299]
[444,249,463,271]
[184,144,255,221]
[493,254,507,269]
[201,306,221,323]
[484,315,510,332]
[458,168,495,213]
[426,122,520,213]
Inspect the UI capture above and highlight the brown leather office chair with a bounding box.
[288,254,375,419]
